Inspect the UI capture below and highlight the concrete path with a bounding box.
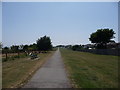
[24,48,71,88]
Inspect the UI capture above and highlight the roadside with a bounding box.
[23,48,71,88]
[2,51,55,88]
[60,48,118,88]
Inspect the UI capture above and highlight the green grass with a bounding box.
[60,48,118,88]
[2,51,55,88]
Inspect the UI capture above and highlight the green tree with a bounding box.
[72,45,82,51]
[23,45,28,51]
[89,29,115,49]
[28,43,37,51]
[11,45,19,53]
[3,47,9,53]
[37,36,52,51]
[10,45,20,57]
[3,47,9,60]
[0,42,2,49]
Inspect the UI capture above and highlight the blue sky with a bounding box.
[2,2,118,46]
[0,2,1,42]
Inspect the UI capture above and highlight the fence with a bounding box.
[78,49,120,56]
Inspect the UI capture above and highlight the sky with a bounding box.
[2,2,118,47]
[0,2,2,42]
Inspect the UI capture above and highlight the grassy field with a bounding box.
[2,51,55,88]
[60,48,118,88]
[2,52,28,62]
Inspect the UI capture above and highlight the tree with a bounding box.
[28,43,37,51]
[3,47,9,53]
[89,29,115,49]
[72,45,82,51]
[11,45,20,57]
[11,45,19,53]
[0,42,2,49]
[37,36,52,51]
[3,47,9,60]
[23,45,28,51]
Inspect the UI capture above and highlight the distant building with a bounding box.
[83,44,95,49]
[107,42,120,49]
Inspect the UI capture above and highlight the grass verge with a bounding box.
[60,48,118,88]
[2,51,55,88]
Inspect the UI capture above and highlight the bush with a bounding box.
[2,58,8,62]
[72,45,82,51]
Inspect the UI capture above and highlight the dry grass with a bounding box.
[2,51,55,88]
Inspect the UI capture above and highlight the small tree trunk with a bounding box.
[25,52,27,56]
[5,53,7,60]
[18,51,20,58]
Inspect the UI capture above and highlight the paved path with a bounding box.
[24,48,71,88]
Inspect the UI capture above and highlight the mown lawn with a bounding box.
[2,51,55,88]
[60,48,118,88]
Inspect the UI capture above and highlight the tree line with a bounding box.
[1,28,117,53]
[56,28,116,51]
[71,28,116,51]
[2,35,52,54]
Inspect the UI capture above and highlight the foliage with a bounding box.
[28,43,37,51]
[37,36,52,51]
[2,47,9,53]
[0,42,2,49]
[4,47,9,50]
[10,45,19,53]
[2,35,52,53]
[72,45,82,51]
[23,45,28,51]
[89,29,115,49]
